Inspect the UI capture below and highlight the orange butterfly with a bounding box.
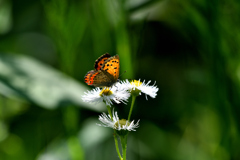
[84,53,120,87]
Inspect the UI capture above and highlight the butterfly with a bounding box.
[84,53,120,87]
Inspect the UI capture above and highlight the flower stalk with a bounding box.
[120,134,128,160]
[114,130,122,160]
[128,95,136,121]
[106,104,113,120]
[107,105,122,159]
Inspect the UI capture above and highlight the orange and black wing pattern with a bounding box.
[101,55,119,81]
[84,70,115,87]
[84,53,120,87]
[84,70,98,86]
[94,53,111,70]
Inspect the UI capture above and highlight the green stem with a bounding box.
[114,130,122,160]
[106,105,113,120]
[106,105,122,159]
[120,135,128,160]
[128,96,136,121]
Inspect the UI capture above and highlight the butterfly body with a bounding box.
[84,53,119,87]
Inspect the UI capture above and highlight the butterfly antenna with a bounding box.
[119,70,127,78]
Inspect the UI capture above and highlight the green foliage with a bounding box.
[1,0,240,159]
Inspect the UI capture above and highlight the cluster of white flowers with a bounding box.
[82,79,158,131]
[82,80,158,106]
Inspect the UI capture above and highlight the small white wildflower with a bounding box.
[97,110,140,131]
[81,83,130,106]
[120,79,159,99]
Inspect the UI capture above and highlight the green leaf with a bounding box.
[0,53,104,111]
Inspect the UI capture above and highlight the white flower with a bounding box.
[97,110,140,131]
[81,83,130,106]
[120,79,159,99]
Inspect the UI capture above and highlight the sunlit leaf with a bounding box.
[0,53,104,111]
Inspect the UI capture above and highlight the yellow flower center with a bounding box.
[129,80,142,96]
[114,119,130,128]
[115,119,130,136]
[99,88,113,96]
[130,80,142,87]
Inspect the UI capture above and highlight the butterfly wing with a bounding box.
[94,53,111,70]
[91,70,116,87]
[84,70,98,86]
[101,55,119,81]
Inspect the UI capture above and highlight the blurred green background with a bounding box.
[1,0,240,160]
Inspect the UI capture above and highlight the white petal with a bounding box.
[97,110,140,131]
